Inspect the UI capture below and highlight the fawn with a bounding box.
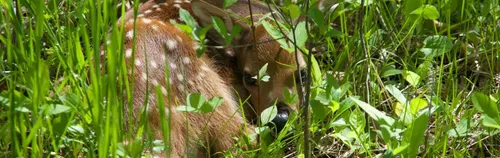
[103,0,307,156]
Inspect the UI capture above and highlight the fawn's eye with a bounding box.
[244,73,258,86]
[296,69,308,83]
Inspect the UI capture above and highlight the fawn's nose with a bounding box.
[270,102,291,134]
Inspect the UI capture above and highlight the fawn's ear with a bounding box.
[192,0,251,53]
[192,0,233,44]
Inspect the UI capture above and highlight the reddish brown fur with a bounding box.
[102,0,255,157]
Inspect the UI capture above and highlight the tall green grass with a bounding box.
[0,0,499,157]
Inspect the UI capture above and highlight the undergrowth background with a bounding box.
[0,0,499,157]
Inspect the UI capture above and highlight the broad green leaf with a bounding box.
[223,0,237,8]
[179,8,197,28]
[262,20,290,50]
[257,63,270,82]
[351,97,395,126]
[329,100,340,113]
[410,5,440,20]
[472,92,499,118]
[211,16,228,44]
[310,100,328,120]
[402,70,421,87]
[385,85,407,104]
[448,119,471,137]
[325,28,343,38]
[200,97,224,113]
[289,21,308,49]
[288,4,301,21]
[409,97,428,114]
[405,111,429,157]
[310,55,322,87]
[308,8,325,33]
[420,35,453,58]
[403,0,423,14]
[393,102,404,116]
[176,105,198,112]
[283,88,298,105]
[382,68,402,78]
[261,105,278,125]
[416,60,432,79]
[187,93,206,108]
[482,116,500,129]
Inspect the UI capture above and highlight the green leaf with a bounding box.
[448,119,471,137]
[403,0,423,14]
[482,116,500,129]
[211,16,228,42]
[176,105,198,112]
[309,55,322,87]
[385,85,407,104]
[262,20,290,50]
[289,21,307,49]
[287,4,301,21]
[409,97,428,114]
[472,92,500,119]
[325,28,343,38]
[310,100,328,120]
[223,0,237,8]
[283,88,298,105]
[200,97,224,113]
[420,35,453,58]
[351,97,395,126]
[257,63,270,83]
[405,111,429,157]
[402,70,421,87]
[179,8,197,28]
[410,5,440,20]
[382,68,402,78]
[261,105,278,125]
[187,93,206,108]
[308,8,325,33]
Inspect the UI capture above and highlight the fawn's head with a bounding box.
[193,0,306,130]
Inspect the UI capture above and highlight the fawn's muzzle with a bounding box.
[270,102,291,134]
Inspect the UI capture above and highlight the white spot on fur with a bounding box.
[201,65,210,71]
[173,4,181,8]
[160,3,168,6]
[160,55,166,62]
[161,86,167,95]
[100,51,105,55]
[169,63,177,69]
[176,74,184,81]
[169,79,173,85]
[175,35,183,42]
[156,8,162,11]
[196,72,206,80]
[152,25,159,31]
[144,10,153,15]
[178,84,185,91]
[141,73,147,81]
[166,39,177,50]
[126,30,134,39]
[174,0,182,3]
[150,60,158,69]
[192,43,200,50]
[137,14,145,17]
[141,18,152,24]
[152,5,160,8]
[152,79,159,86]
[134,59,142,66]
[125,49,132,58]
[188,80,195,86]
[183,57,190,64]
